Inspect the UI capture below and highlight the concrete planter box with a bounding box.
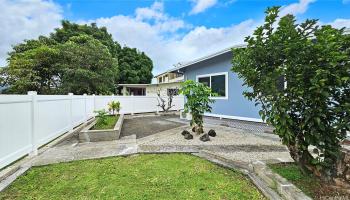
[79,114,124,142]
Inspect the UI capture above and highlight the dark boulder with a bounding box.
[192,126,196,132]
[184,133,193,140]
[181,130,190,136]
[208,129,216,137]
[200,134,210,142]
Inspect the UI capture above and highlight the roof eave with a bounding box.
[169,44,246,72]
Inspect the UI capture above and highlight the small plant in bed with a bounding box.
[108,100,121,115]
[93,109,119,130]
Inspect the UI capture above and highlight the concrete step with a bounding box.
[118,134,137,144]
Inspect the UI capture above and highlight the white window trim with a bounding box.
[196,72,229,100]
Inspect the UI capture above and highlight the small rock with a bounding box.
[208,129,216,137]
[181,130,190,136]
[192,126,196,132]
[184,133,193,140]
[200,134,210,142]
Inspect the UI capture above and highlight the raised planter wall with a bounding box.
[79,114,124,142]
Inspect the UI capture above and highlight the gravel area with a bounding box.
[120,115,184,139]
[138,123,292,163]
[204,116,274,133]
[139,124,282,146]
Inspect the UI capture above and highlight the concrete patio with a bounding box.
[31,115,292,167]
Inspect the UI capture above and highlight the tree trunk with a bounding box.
[287,144,322,177]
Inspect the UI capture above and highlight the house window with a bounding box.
[197,72,228,99]
[167,88,179,96]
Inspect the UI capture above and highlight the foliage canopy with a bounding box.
[232,7,350,179]
[1,21,153,94]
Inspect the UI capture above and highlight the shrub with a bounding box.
[94,109,108,127]
[180,80,215,134]
[231,6,350,181]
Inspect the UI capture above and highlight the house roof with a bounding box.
[154,70,183,78]
[118,82,181,88]
[168,44,246,73]
[161,28,350,74]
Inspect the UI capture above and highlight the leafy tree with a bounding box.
[180,80,215,134]
[118,47,153,84]
[4,38,61,94]
[51,20,120,57]
[232,6,350,181]
[2,20,153,94]
[57,35,118,94]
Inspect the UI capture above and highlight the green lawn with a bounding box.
[0,154,265,200]
[92,115,118,130]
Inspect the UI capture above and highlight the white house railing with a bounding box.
[0,92,184,169]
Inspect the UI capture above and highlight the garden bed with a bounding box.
[91,115,119,130]
[79,114,124,142]
[0,154,265,199]
[268,162,350,199]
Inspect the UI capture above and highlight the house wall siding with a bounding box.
[183,52,261,121]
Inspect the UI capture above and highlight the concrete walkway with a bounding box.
[31,116,292,167]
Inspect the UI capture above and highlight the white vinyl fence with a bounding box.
[0,92,184,169]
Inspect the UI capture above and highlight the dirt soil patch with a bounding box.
[120,115,184,139]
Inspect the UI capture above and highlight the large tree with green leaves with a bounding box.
[57,35,118,94]
[3,37,61,94]
[51,20,120,57]
[1,20,153,94]
[117,47,153,84]
[232,6,350,184]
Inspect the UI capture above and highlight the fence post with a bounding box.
[131,94,134,115]
[28,91,38,156]
[83,93,87,121]
[92,94,96,112]
[68,93,74,131]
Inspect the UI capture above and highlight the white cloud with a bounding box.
[85,2,258,75]
[280,0,316,16]
[189,0,218,15]
[328,18,350,29]
[0,0,321,77]
[0,0,62,66]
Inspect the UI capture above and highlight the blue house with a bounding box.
[169,45,262,122]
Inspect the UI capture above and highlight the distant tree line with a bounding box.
[0,20,153,95]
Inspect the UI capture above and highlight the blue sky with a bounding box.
[1,0,350,75]
[56,0,350,26]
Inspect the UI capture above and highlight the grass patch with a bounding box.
[92,115,118,130]
[269,163,349,199]
[0,154,265,200]
[268,163,319,197]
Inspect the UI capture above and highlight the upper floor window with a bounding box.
[197,72,228,99]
